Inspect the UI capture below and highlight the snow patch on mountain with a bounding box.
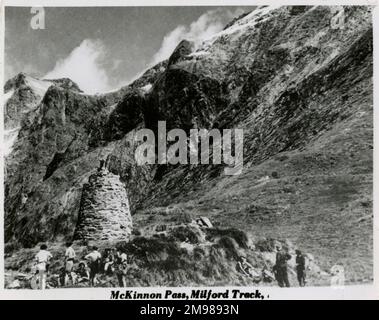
[200,5,282,48]
[140,83,152,93]
[188,50,210,58]
[3,127,20,156]
[24,76,53,98]
[3,89,14,105]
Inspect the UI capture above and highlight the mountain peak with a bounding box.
[168,39,195,66]
[4,72,82,94]
[46,77,83,93]
[4,72,28,92]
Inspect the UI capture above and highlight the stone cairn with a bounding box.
[74,167,133,241]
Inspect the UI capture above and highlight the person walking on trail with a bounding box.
[115,248,127,264]
[85,246,102,287]
[64,242,76,286]
[273,244,291,287]
[117,260,129,287]
[295,249,306,287]
[103,248,115,275]
[34,244,52,290]
[115,249,128,287]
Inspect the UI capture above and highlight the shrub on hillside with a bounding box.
[170,225,202,243]
[215,236,241,260]
[206,228,249,248]
[4,241,21,255]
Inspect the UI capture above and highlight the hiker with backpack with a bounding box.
[295,249,306,286]
[116,260,129,287]
[64,242,76,286]
[85,246,101,286]
[114,248,128,287]
[102,248,115,275]
[34,244,53,290]
[273,244,291,287]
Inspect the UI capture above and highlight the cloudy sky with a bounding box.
[5,6,253,93]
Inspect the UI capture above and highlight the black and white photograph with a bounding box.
[0,1,377,298]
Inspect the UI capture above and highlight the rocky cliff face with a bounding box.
[3,6,373,283]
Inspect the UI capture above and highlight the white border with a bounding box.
[2,0,379,7]
[0,0,6,295]
[0,0,378,300]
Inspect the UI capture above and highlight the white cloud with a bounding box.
[151,8,245,65]
[43,39,110,94]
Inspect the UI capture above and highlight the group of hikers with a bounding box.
[236,244,306,287]
[33,241,306,289]
[33,242,130,290]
